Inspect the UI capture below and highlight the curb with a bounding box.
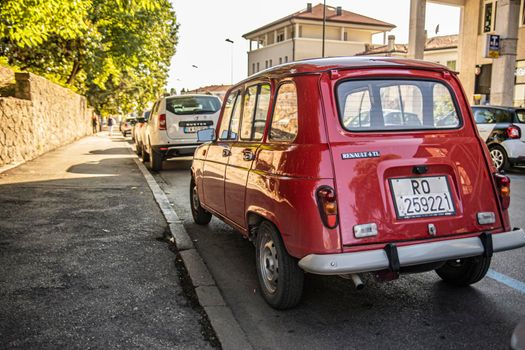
[132,156,253,350]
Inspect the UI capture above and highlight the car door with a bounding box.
[202,90,242,215]
[225,83,272,227]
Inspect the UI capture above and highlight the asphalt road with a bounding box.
[156,157,525,350]
[0,135,216,349]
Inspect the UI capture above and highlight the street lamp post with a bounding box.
[225,38,234,85]
[322,0,326,58]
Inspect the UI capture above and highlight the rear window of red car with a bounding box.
[336,79,461,131]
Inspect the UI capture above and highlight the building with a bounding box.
[242,3,395,75]
[183,84,232,100]
[357,34,458,70]
[407,0,525,107]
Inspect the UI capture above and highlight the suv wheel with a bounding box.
[435,255,491,286]
[141,143,150,162]
[255,221,304,309]
[489,145,510,171]
[190,179,212,225]
[150,146,163,171]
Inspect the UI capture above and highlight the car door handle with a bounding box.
[242,149,255,161]
[222,148,231,157]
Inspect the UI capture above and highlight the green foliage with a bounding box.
[0,0,178,115]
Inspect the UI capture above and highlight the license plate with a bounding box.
[389,176,455,219]
[184,126,207,133]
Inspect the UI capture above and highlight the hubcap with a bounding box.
[192,186,200,211]
[490,149,504,169]
[259,232,278,294]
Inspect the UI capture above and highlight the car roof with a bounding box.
[471,105,522,111]
[238,57,452,86]
[164,94,220,99]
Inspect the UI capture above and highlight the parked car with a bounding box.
[472,105,525,170]
[120,115,138,137]
[141,94,221,170]
[190,57,525,309]
[133,109,150,143]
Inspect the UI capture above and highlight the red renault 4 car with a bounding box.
[190,57,525,309]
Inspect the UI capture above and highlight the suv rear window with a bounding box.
[166,96,221,115]
[337,80,460,131]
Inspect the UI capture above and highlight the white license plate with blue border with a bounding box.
[389,176,456,219]
[184,126,208,133]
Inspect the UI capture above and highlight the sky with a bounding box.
[166,0,460,92]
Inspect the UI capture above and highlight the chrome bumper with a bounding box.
[298,228,525,275]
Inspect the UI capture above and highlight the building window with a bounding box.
[269,59,272,67]
[277,31,285,42]
[446,60,456,71]
[257,62,260,72]
[285,56,288,63]
[482,1,497,33]
[343,31,348,41]
[279,57,282,64]
[298,25,302,37]
[252,63,255,74]
[265,60,268,69]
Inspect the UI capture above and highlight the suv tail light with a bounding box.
[507,125,521,139]
[316,186,338,228]
[159,114,166,130]
[494,173,511,210]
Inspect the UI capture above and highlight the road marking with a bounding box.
[487,269,525,294]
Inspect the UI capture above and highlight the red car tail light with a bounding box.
[507,125,521,139]
[159,114,167,130]
[316,186,338,229]
[494,173,511,210]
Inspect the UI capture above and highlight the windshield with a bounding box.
[166,96,221,115]
[337,80,461,131]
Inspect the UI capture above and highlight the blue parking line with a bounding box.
[487,269,525,294]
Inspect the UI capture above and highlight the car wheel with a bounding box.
[141,143,150,162]
[136,142,143,157]
[489,145,510,171]
[435,255,491,286]
[190,179,212,225]
[255,221,304,309]
[150,145,163,171]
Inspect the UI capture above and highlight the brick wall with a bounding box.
[0,71,92,167]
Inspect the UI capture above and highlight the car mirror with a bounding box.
[197,128,215,142]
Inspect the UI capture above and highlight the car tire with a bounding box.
[255,221,304,309]
[150,147,163,171]
[136,142,143,157]
[435,255,491,286]
[141,143,150,162]
[489,145,510,171]
[190,179,212,225]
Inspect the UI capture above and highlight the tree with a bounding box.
[0,0,178,116]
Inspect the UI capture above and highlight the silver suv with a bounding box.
[142,94,221,170]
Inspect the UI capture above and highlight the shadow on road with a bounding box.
[88,147,131,155]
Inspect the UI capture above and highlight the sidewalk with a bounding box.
[0,133,215,349]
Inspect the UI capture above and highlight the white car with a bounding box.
[141,94,221,170]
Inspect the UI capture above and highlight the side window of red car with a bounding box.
[228,91,243,140]
[270,82,298,142]
[218,91,239,140]
[240,85,258,140]
[240,83,271,141]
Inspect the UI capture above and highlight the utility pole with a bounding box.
[322,0,326,58]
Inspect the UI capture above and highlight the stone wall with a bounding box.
[0,71,92,167]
